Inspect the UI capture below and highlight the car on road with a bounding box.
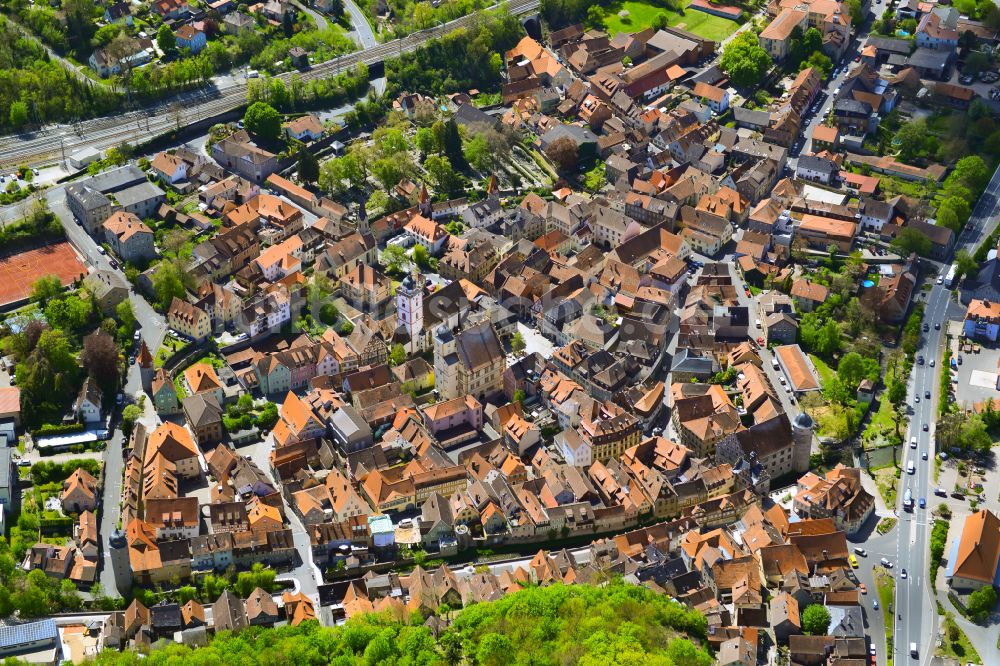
[958,355,963,365]
[925,390,931,399]
[97,247,106,255]
[855,547,866,556]
[859,583,867,594]
[849,554,859,568]
[923,423,928,431]
[873,599,879,609]
[935,488,947,496]
[918,355,924,365]
[900,569,907,579]
[915,395,920,403]
[919,497,926,508]
[922,323,929,332]
[937,276,944,284]
[880,558,892,567]
[910,436,917,448]
[922,451,928,460]
[930,359,935,367]
[935,322,940,330]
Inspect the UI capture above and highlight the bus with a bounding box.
[945,264,958,288]
[903,487,913,511]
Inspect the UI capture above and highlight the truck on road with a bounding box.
[903,487,913,511]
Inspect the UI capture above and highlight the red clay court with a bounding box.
[0,242,86,307]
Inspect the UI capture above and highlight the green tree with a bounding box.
[720,30,772,88]
[152,260,188,310]
[939,196,971,227]
[121,403,142,436]
[891,227,932,257]
[513,389,526,404]
[415,126,438,155]
[936,205,961,233]
[951,155,990,193]
[244,102,282,141]
[895,119,929,162]
[115,300,137,344]
[298,147,320,184]
[802,604,832,635]
[388,343,406,366]
[464,134,493,173]
[966,585,997,623]
[9,101,29,128]
[955,249,979,282]
[477,633,515,666]
[845,0,864,24]
[666,638,713,666]
[156,24,176,53]
[511,331,526,356]
[381,245,408,275]
[585,4,605,28]
[372,157,404,190]
[412,243,432,270]
[424,154,457,193]
[30,275,63,304]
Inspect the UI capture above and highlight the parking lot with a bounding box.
[948,327,1000,409]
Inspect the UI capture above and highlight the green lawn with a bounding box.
[938,612,981,663]
[809,354,834,385]
[602,0,740,41]
[875,569,895,666]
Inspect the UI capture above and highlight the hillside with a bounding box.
[79,582,712,665]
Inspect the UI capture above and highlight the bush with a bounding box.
[32,423,84,437]
[30,459,100,484]
[966,585,996,623]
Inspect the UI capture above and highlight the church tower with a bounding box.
[791,411,815,473]
[396,269,424,353]
[417,182,432,218]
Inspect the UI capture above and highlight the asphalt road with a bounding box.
[796,0,891,163]
[892,159,1000,664]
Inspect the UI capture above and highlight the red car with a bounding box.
[756,336,765,345]
[859,583,867,594]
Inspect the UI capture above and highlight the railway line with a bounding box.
[0,0,540,170]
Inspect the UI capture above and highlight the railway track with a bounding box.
[0,0,539,170]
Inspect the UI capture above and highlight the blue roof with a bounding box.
[368,514,394,535]
[0,619,58,650]
[944,535,961,578]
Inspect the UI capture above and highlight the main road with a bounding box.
[0,0,540,170]
[894,161,1000,663]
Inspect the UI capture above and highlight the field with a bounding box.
[0,242,86,307]
[602,0,740,41]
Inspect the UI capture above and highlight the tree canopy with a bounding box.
[802,604,832,635]
[720,31,772,88]
[79,582,710,666]
[244,102,282,141]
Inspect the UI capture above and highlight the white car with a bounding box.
[930,359,935,367]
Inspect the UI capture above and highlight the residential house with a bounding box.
[76,378,103,424]
[183,394,224,445]
[946,508,1000,591]
[175,24,207,54]
[61,468,99,513]
[103,211,156,264]
[168,299,212,342]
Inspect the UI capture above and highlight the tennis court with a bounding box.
[0,242,86,307]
